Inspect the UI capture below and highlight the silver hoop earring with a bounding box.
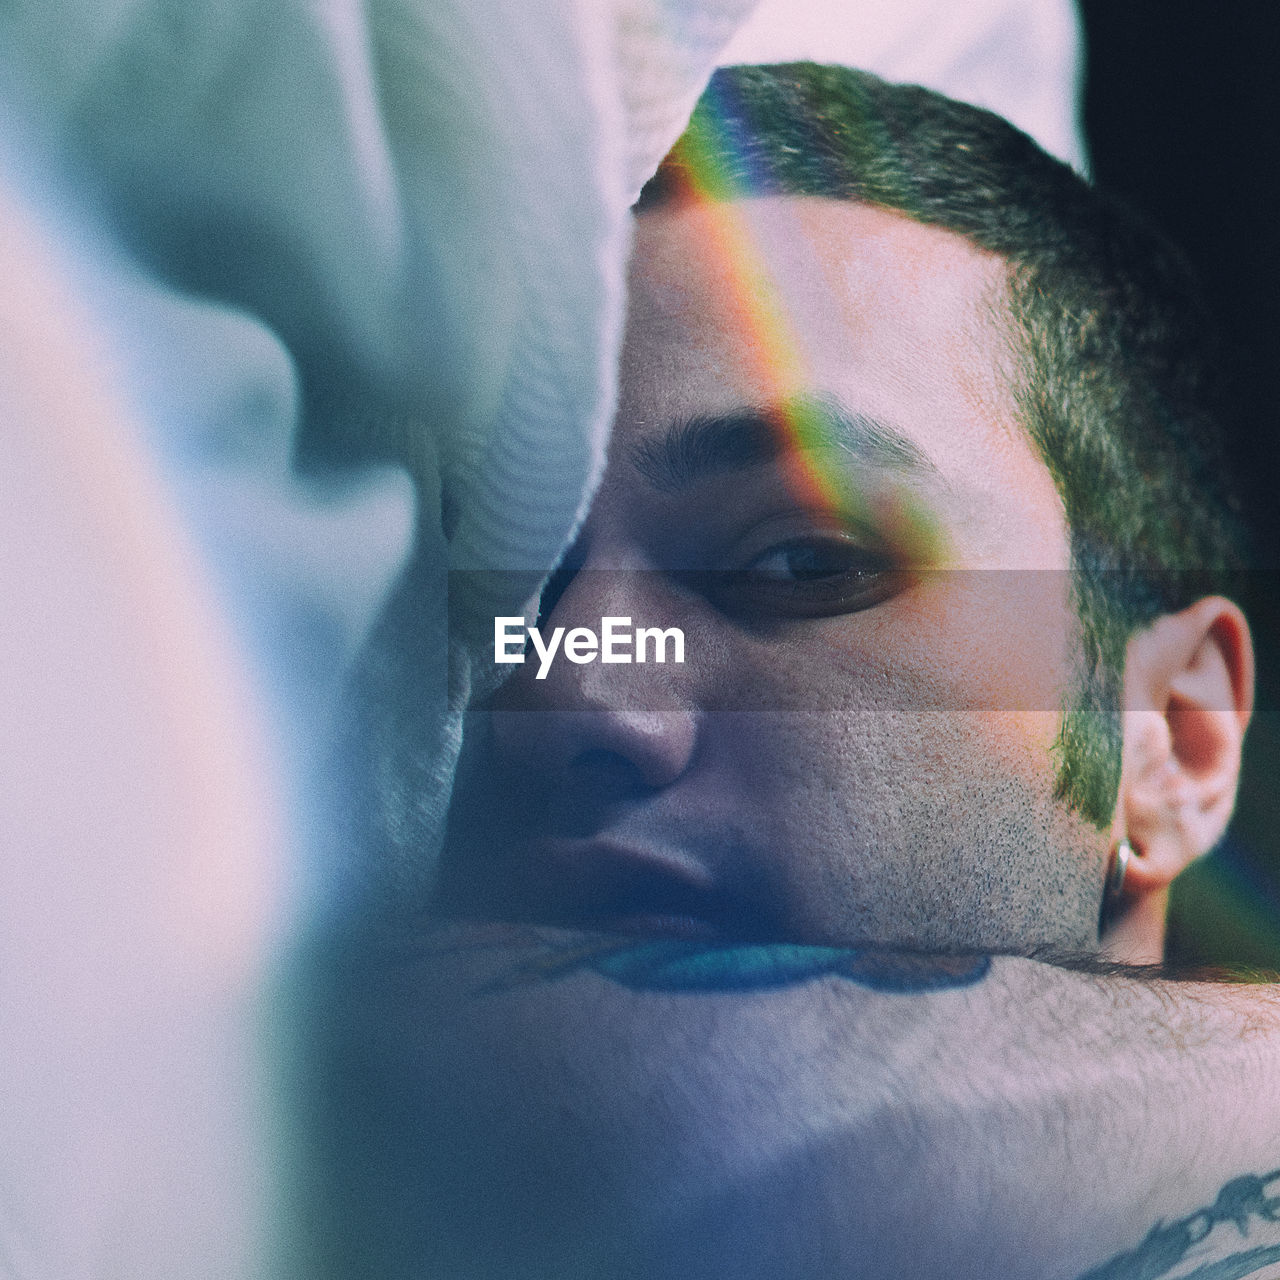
[1106,839,1134,903]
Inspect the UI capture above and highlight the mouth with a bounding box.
[434,834,752,941]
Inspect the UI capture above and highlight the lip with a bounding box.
[438,833,727,939]
[566,911,722,940]
[520,835,717,890]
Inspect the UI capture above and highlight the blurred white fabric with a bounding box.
[0,2,755,1275]
[0,154,285,1280]
[720,0,1088,171]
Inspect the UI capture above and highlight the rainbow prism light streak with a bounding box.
[660,85,943,564]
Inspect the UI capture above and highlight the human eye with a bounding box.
[747,537,879,583]
[704,529,905,619]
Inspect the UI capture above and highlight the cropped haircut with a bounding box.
[637,63,1246,827]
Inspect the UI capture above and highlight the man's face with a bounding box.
[439,196,1112,953]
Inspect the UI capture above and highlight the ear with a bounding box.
[1115,596,1254,900]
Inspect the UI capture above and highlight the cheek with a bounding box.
[737,705,1098,950]
[732,702,1063,831]
[703,573,1077,793]
[809,572,1079,719]
[698,599,1098,950]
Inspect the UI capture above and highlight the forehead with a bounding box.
[616,196,1068,570]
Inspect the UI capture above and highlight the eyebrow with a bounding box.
[627,397,939,493]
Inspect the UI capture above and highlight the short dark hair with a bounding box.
[638,62,1246,826]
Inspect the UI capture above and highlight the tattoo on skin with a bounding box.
[1077,1169,1280,1280]
[476,936,992,994]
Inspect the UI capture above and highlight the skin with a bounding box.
[439,196,1111,954]
[311,929,1280,1280]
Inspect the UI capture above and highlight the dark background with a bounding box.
[1079,0,1280,970]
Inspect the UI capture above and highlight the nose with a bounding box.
[490,566,699,794]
